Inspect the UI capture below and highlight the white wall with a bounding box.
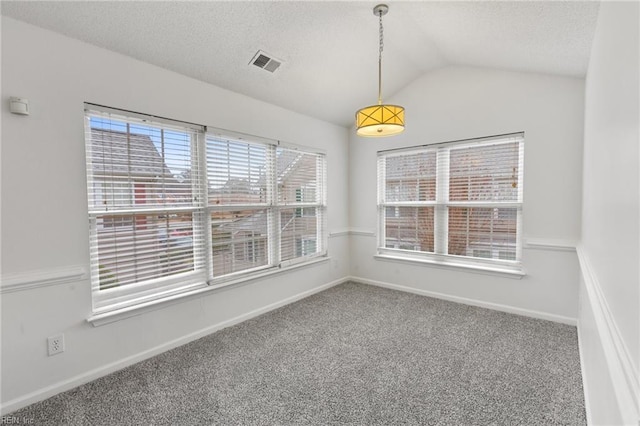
[578,2,640,424]
[0,17,350,412]
[349,66,585,322]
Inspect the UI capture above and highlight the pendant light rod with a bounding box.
[374,4,388,105]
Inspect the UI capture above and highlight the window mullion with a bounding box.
[197,132,213,281]
[434,147,449,255]
[377,156,387,249]
[268,145,280,267]
[317,155,327,253]
[516,140,525,261]
[124,122,139,283]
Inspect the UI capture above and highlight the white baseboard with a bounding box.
[576,322,594,426]
[350,275,577,326]
[576,246,639,425]
[0,276,350,415]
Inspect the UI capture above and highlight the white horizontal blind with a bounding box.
[383,207,435,252]
[378,150,436,252]
[445,138,523,261]
[206,136,271,277]
[210,209,269,277]
[205,136,327,281]
[85,106,206,313]
[378,133,524,266]
[277,148,326,264]
[207,137,269,206]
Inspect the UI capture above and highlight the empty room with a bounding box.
[1,1,638,425]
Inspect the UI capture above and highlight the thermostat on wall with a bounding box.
[9,97,29,115]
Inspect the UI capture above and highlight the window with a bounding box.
[377,133,524,271]
[85,105,327,314]
[207,135,326,275]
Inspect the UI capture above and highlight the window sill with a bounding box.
[373,253,525,279]
[87,256,330,327]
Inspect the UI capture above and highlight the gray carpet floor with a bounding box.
[10,282,586,425]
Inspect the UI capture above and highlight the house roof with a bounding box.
[251,149,315,189]
[219,210,268,234]
[89,128,173,178]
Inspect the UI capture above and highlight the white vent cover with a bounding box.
[250,50,282,73]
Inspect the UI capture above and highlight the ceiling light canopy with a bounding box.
[356,4,405,138]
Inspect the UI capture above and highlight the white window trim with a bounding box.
[377,133,525,275]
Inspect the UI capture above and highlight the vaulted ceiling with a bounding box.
[1,1,600,127]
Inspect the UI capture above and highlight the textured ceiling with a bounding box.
[1,1,600,127]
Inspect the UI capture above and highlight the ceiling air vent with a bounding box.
[250,50,282,73]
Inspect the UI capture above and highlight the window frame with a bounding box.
[85,104,328,316]
[377,133,524,275]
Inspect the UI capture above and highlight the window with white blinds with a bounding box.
[85,105,207,313]
[378,133,524,270]
[206,136,327,281]
[207,136,271,278]
[85,104,327,314]
[277,147,326,265]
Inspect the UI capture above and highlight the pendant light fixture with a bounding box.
[355,4,405,137]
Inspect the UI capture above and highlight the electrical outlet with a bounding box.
[47,334,64,356]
